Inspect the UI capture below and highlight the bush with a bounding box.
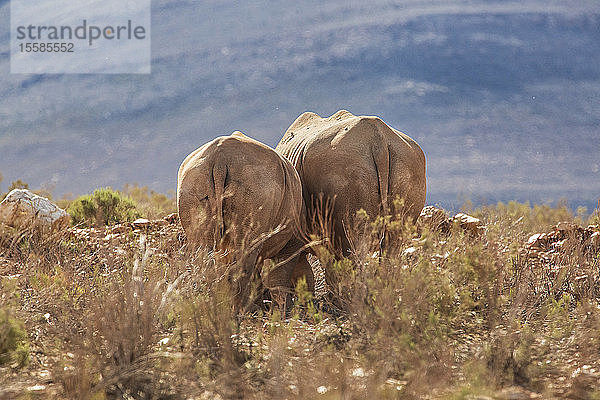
[6,197,600,398]
[588,199,600,226]
[0,307,29,368]
[122,183,176,219]
[472,200,576,234]
[68,188,140,227]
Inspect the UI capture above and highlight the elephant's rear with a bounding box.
[178,133,301,254]
[276,110,427,254]
[177,132,309,312]
[387,126,426,222]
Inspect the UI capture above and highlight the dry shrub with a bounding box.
[473,200,578,240]
[4,194,600,399]
[176,251,254,399]
[52,233,191,399]
[122,184,177,220]
[0,222,71,266]
[292,201,505,397]
[588,200,600,226]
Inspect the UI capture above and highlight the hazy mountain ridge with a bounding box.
[0,0,599,210]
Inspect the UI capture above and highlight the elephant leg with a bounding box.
[263,252,316,315]
[263,237,315,314]
[262,257,293,314]
[231,248,261,314]
[290,252,315,294]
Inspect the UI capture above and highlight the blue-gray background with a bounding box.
[1,0,599,211]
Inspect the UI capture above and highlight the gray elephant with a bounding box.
[177,131,314,312]
[275,110,426,257]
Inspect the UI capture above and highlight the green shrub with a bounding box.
[68,188,140,227]
[122,183,176,219]
[0,307,29,368]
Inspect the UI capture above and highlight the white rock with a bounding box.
[288,384,299,394]
[418,205,451,231]
[453,212,480,225]
[452,212,484,234]
[527,233,543,245]
[402,247,417,256]
[0,189,70,229]
[132,218,151,229]
[385,378,406,391]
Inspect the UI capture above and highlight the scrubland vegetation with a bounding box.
[1,179,600,399]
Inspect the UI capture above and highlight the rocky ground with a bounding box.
[1,207,600,399]
[0,214,182,399]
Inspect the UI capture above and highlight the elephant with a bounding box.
[275,109,426,257]
[177,131,314,312]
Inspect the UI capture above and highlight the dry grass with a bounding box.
[1,198,600,399]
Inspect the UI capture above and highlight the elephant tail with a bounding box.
[372,143,390,215]
[211,162,229,246]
